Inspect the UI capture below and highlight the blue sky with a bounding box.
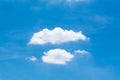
[0,0,120,80]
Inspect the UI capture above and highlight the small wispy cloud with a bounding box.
[74,50,89,54]
[41,0,91,5]
[0,0,28,3]
[29,27,88,45]
[0,55,25,61]
[66,0,90,3]
[42,49,74,65]
[91,15,111,25]
[74,50,91,59]
[26,56,38,61]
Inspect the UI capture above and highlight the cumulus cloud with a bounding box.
[42,49,74,65]
[29,27,88,45]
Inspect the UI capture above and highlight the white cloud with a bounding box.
[29,27,88,45]
[42,49,74,65]
[26,56,37,61]
[74,50,89,54]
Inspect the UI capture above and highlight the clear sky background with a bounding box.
[0,0,120,80]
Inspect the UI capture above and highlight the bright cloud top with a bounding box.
[42,49,74,65]
[29,27,88,45]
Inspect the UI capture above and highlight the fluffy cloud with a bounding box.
[29,27,88,45]
[42,49,74,64]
